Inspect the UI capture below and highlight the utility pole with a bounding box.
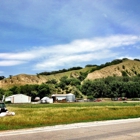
[2,95,5,102]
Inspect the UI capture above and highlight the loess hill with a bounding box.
[86,59,140,80]
[0,59,140,89]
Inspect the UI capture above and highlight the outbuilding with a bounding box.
[41,97,53,103]
[52,93,75,102]
[66,93,75,102]
[5,94,31,103]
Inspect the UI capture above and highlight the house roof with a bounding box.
[5,94,31,102]
[6,94,31,99]
[52,94,67,97]
[52,93,74,97]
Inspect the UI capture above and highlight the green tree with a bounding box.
[69,78,81,86]
[0,88,5,100]
[38,84,50,98]
[46,79,57,84]
[4,90,13,97]
[0,76,5,80]
[9,86,20,94]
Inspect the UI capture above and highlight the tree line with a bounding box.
[0,72,87,101]
[1,75,140,101]
[81,76,140,99]
[37,66,83,76]
[0,84,50,101]
[0,58,140,101]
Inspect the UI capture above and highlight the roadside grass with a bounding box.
[0,102,140,131]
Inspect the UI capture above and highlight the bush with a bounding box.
[87,96,94,100]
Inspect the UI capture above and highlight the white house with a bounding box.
[5,94,31,103]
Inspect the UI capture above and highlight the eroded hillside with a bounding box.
[86,60,140,80]
[1,59,140,89]
[0,74,49,89]
[0,67,93,89]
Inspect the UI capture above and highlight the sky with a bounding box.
[0,0,140,77]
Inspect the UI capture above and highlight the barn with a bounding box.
[5,94,31,103]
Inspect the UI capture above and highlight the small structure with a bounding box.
[41,97,53,103]
[52,94,67,102]
[34,97,40,102]
[52,93,75,102]
[5,94,31,103]
[66,93,75,102]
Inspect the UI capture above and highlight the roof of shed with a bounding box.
[52,93,73,97]
[52,94,67,97]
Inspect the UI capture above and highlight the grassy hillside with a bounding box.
[86,59,140,80]
[0,66,94,89]
[0,59,140,89]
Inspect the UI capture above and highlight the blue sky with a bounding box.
[0,0,140,77]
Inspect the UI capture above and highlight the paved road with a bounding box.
[0,118,140,140]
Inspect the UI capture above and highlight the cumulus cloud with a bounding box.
[0,35,139,70]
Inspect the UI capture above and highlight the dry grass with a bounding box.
[0,67,93,89]
[1,60,140,89]
[86,60,140,80]
[0,102,140,131]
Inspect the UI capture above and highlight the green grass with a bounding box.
[0,102,140,131]
[45,66,93,80]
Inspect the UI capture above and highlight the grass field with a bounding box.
[0,101,140,131]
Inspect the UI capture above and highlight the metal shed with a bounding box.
[52,94,67,102]
[66,93,75,102]
[52,93,75,102]
[5,94,31,103]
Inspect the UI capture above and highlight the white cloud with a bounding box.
[0,60,26,66]
[34,50,118,70]
[33,34,140,70]
[0,52,36,60]
[0,35,139,70]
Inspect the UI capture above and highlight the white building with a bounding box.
[52,93,75,102]
[41,97,53,103]
[5,94,31,103]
